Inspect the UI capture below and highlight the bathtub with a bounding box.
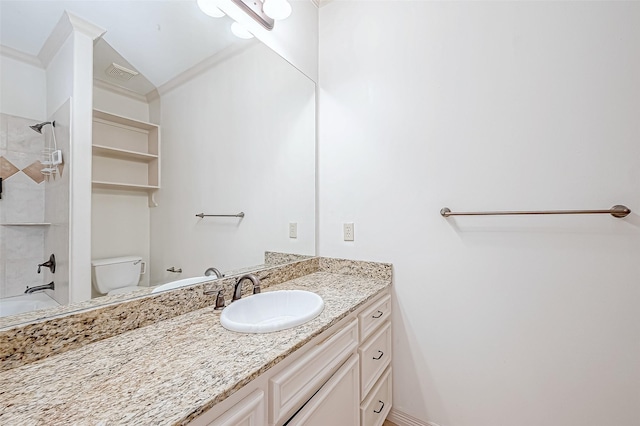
[151,276,215,294]
[0,292,60,318]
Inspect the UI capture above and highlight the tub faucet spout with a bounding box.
[25,281,55,294]
[204,267,224,278]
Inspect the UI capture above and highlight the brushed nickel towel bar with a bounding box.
[196,212,245,218]
[440,205,631,218]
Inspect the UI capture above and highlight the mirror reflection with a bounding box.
[0,1,316,325]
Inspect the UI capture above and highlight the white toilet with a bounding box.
[91,256,146,296]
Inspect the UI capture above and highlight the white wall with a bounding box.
[93,85,149,122]
[319,2,640,426]
[0,54,46,119]
[91,191,151,288]
[151,42,315,284]
[218,0,318,81]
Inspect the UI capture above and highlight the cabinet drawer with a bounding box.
[359,321,391,399]
[205,389,264,426]
[269,319,358,425]
[360,366,392,426]
[285,353,359,426]
[359,293,391,342]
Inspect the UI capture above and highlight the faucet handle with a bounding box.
[204,286,227,310]
[214,289,226,310]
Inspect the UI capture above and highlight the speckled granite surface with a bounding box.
[0,254,314,330]
[0,270,391,425]
[265,251,313,266]
[0,258,320,371]
[320,257,393,281]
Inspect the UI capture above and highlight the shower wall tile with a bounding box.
[1,113,48,303]
[0,226,5,287]
[0,261,5,298]
[3,226,45,260]
[44,101,71,306]
[2,172,45,224]
[3,258,44,298]
[44,167,69,224]
[6,115,44,155]
[4,150,35,171]
[0,114,7,150]
[45,223,69,305]
[0,156,19,180]
[22,161,45,184]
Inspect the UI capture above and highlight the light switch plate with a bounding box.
[289,223,297,239]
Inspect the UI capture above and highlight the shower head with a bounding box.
[29,121,54,134]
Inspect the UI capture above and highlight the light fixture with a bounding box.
[197,0,225,18]
[263,0,292,21]
[231,22,254,39]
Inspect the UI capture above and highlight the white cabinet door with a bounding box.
[286,353,359,426]
[206,389,265,426]
[269,319,358,425]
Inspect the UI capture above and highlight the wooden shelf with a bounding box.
[92,145,158,162]
[1,223,52,226]
[92,181,160,191]
[92,109,160,207]
[92,181,158,206]
[93,109,158,131]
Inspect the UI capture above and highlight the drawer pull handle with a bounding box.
[373,350,384,360]
[372,310,383,319]
[373,400,385,414]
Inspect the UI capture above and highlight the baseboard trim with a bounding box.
[387,408,434,426]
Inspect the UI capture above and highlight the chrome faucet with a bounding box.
[37,254,56,274]
[204,267,224,278]
[166,267,182,273]
[232,273,261,301]
[25,281,55,294]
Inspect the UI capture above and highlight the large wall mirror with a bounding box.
[0,1,315,327]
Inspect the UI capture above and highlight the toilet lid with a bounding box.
[107,286,145,295]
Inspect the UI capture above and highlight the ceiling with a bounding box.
[0,1,242,94]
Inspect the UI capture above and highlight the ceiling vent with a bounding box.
[105,63,139,81]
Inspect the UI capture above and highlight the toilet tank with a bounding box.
[91,256,143,294]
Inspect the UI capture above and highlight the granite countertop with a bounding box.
[0,271,390,425]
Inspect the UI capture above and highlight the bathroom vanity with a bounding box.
[0,257,392,426]
[192,288,392,426]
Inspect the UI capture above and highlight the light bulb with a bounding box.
[263,0,292,20]
[197,0,225,18]
[231,22,254,39]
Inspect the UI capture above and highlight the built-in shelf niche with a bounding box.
[91,110,160,207]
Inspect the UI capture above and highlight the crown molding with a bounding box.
[66,11,106,40]
[145,89,160,103]
[38,11,105,69]
[93,79,149,103]
[156,39,259,98]
[0,45,43,68]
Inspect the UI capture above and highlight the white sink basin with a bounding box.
[151,276,214,294]
[220,290,324,333]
